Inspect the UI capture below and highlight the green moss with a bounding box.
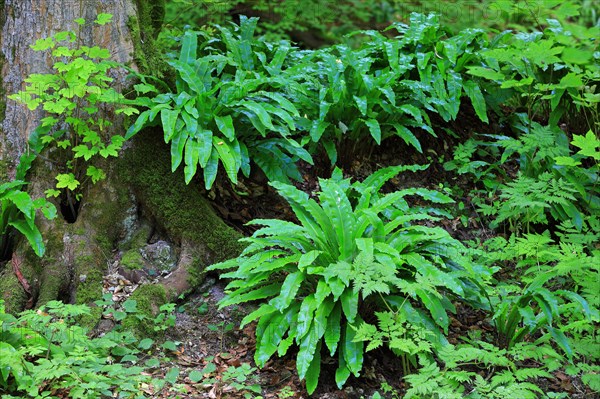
[0,159,10,183]
[121,249,144,270]
[127,0,168,77]
[121,223,151,251]
[120,129,245,265]
[134,0,165,38]
[78,306,103,331]
[0,268,27,315]
[121,283,167,337]
[71,169,132,326]
[34,224,70,307]
[0,4,6,124]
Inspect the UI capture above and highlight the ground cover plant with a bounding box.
[1,2,599,398]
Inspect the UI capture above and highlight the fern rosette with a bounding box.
[209,165,482,393]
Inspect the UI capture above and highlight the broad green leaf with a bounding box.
[549,327,572,359]
[240,304,277,328]
[125,109,150,139]
[310,120,329,142]
[324,303,342,355]
[179,30,198,64]
[203,146,219,190]
[296,294,317,340]
[214,114,235,141]
[168,60,204,94]
[466,66,505,81]
[572,131,600,160]
[160,109,179,142]
[305,342,322,395]
[297,325,320,380]
[55,173,80,191]
[184,138,201,184]
[270,272,305,312]
[391,124,422,153]
[31,37,55,51]
[319,178,355,259]
[256,311,290,366]
[240,101,274,130]
[138,338,154,350]
[463,80,488,123]
[342,323,363,377]
[188,369,203,383]
[212,137,239,184]
[340,287,358,323]
[10,219,44,256]
[94,13,113,25]
[298,250,321,271]
[270,181,336,255]
[500,77,533,89]
[557,73,584,89]
[196,129,213,167]
[86,165,106,184]
[170,131,188,171]
[561,48,593,65]
[365,119,381,145]
[415,287,448,332]
[353,96,367,116]
[218,283,280,308]
[335,350,351,388]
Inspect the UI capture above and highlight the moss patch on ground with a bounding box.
[121,249,144,270]
[121,283,167,337]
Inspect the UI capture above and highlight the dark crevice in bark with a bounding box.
[60,191,81,223]
[0,231,14,262]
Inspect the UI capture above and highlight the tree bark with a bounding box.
[0,0,243,317]
[0,0,136,176]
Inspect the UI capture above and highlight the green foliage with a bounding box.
[477,230,597,356]
[0,180,55,258]
[209,165,485,393]
[164,0,594,47]
[8,14,137,207]
[488,0,599,31]
[0,143,57,257]
[132,14,494,185]
[403,341,567,399]
[0,300,156,398]
[129,16,311,188]
[467,18,599,131]
[292,13,490,165]
[164,0,391,45]
[478,122,599,232]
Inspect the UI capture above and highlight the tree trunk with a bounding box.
[0,0,243,319]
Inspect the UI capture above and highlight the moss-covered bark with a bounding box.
[0,268,28,314]
[127,0,168,77]
[121,129,245,265]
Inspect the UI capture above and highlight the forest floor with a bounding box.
[113,106,596,398]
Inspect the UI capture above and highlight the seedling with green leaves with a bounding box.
[0,300,173,398]
[9,14,139,215]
